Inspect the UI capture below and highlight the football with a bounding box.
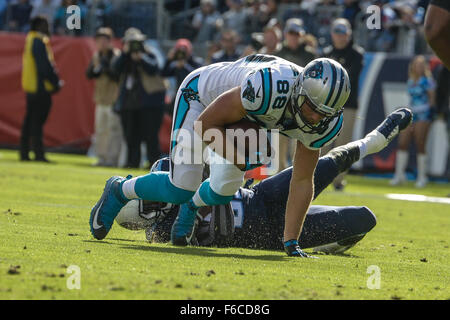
[225,119,272,163]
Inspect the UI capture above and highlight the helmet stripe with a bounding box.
[310,113,343,148]
[324,61,337,107]
[251,68,272,115]
[330,67,345,109]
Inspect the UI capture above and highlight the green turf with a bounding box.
[0,149,449,300]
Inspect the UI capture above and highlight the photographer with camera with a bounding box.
[161,38,203,112]
[112,28,166,169]
[86,27,122,167]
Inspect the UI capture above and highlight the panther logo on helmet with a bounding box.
[304,61,323,80]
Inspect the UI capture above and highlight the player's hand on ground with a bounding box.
[284,240,317,258]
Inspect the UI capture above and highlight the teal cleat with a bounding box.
[170,200,199,246]
[90,175,131,240]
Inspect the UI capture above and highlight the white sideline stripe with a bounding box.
[328,191,450,205]
[385,193,450,205]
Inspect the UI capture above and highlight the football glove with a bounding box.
[283,239,315,258]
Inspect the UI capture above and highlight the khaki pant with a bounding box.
[321,108,357,185]
[94,104,123,166]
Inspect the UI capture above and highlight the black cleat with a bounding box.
[375,107,413,143]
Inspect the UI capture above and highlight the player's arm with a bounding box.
[196,86,248,169]
[283,140,320,245]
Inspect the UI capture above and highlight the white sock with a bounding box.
[121,178,138,199]
[360,129,389,156]
[417,153,427,181]
[394,150,409,178]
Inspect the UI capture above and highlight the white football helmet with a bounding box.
[291,58,350,134]
[115,199,174,230]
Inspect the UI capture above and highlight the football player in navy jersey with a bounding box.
[116,107,412,254]
[90,52,411,257]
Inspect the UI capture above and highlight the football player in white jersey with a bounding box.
[89,54,408,257]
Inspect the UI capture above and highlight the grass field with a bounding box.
[0,149,449,300]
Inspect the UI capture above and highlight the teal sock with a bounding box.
[193,178,234,206]
[134,171,195,204]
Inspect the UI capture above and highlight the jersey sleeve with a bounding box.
[240,68,273,116]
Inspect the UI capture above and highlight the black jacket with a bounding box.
[277,42,317,69]
[112,49,165,111]
[323,41,364,109]
[86,48,119,81]
[161,56,203,92]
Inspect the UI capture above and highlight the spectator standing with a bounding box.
[20,16,62,162]
[211,29,241,63]
[221,0,247,38]
[8,0,33,32]
[322,18,364,190]
[390,55,436,188]
[112,28,166,169]
[161,38,203,112]
[86,27,122,167]
[242,0,266,45]
[278,18,317,68]
[30,0,58,33]
[191,0,222,43]
[258,22,282,55]
[276,18,317,171]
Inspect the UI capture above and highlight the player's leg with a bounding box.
[424,1,450,70]
[299,205,377,254]
[171,157,245,246]
[19,94,33,161]
[413,117,431,188]
[390,124,413,185]
[123,76,205,202]
[89,73,203,240]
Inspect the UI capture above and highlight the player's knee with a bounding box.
[209,163,245,196]
[212,178,243,197]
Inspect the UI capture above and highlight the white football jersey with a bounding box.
[196,54,343,150]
